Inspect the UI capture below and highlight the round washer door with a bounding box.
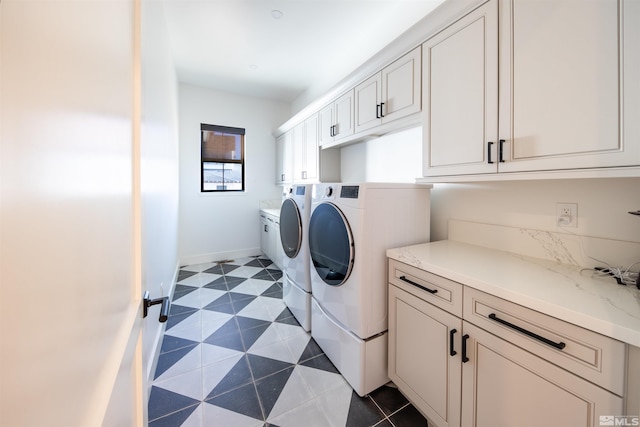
[308,202,354,286]
[279,198,302,258]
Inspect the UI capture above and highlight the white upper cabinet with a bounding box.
[422,0,498,176]
[423,0,640,178]
[498,0,638,173]
[275,130,293,184]
[290,113,341,183]
[303,114,319,181]
[318,89,354,147]
[292,114,320,182]
[355,46,422,134]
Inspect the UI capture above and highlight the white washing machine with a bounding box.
[308,182,431,396]
[279,184,313,331]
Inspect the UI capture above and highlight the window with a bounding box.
[201,123,245,192]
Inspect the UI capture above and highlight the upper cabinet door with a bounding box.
[498,0,638,172]
[318,91,354,147]
[292,122,305,181]
[318,103,334,147]
[382,46,422,124]
[334,89,354,140]
[423,0,499,177]
[354,46,422,135]
[354,73,382,134]
[303,114,319,181]
[276,131,293,184]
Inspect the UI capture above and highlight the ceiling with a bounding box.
[163,0,445,104]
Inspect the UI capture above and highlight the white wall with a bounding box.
[340,129,640,256]
[430,178,640,244]
[340,127,423,183]
[178,84,290,264]
[140,0,180,384]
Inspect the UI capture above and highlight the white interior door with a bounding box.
[0,1,145,425]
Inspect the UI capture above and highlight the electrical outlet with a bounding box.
[556,203,578,228]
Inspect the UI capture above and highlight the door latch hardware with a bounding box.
[143,291,170,323]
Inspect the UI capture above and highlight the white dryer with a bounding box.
[308,182,431,396]
[279,184,313,331]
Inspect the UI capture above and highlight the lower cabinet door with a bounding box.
[461,321,623,427]
[388,285,462,427]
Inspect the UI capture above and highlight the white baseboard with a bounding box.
[179,247,262,267]
[146,259,180,394]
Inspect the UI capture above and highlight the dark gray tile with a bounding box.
[205,382,264,421]
[247,354,295,381]
[224,275,247,289]
[149,403,200,427]
[240,323,271,350]
[172,284,198,300]
[369,385,410,416]
[245,258,273,268]
[148,386,199,421]
[177,270,198,282]
[261,283,283,298]
[252,269,275,281]
[159,335,199,354]
[236,316,271,331]
[204,263,239,275]
[346,393,385,427]
[389,404,428,427]
[202,276,228,291]
[266,269,283,281]
[255,366,295,418]
[203,319,244,351]
[297,340,324,363]
[207,355,254,398]
[154,345,198,379]
[168,303,198,317]
[300,353,339,374]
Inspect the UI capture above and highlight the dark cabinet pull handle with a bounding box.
[487,141,494,164]
[399,275,437,294]
[380,102,385,118]
[462,334,470,362]
[143,290,170,323]
[499,139,505,163]
[376,104,381,119]
[329,125,334,137]
[488,313,566,350]
[450,329,458,356]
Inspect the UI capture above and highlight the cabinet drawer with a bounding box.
[389,259,463,317]
[464,287,626,396]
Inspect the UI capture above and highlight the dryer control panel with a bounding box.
[340,185,359,199]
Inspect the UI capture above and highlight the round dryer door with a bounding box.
[308,202,354,286]
[279,198,302,258]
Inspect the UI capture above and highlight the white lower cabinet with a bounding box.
[389,284,462,427]
[388,259,625,427]
[260,211,283,269]
[461,321,622,427]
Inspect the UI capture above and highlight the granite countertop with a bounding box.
[387,240,640,348]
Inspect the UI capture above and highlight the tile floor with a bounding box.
[148,256,428,427]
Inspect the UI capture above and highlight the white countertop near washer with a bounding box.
[260,208,280,217]
[387,240,640,348]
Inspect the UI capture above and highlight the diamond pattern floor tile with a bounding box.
[148,255,429,426]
